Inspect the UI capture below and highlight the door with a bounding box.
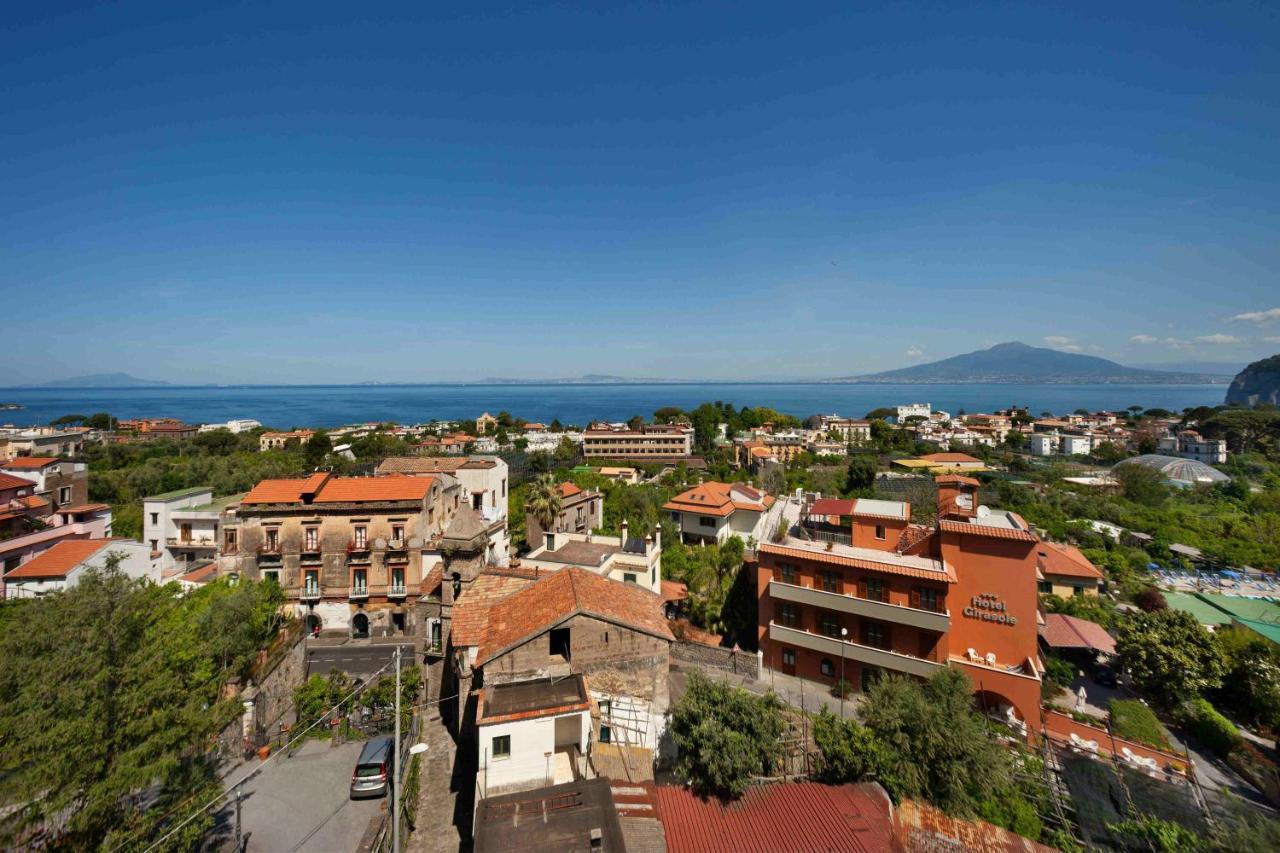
[780,647,796,676]
[180,523,191,543]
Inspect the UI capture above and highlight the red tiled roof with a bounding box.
[57,503,111,514]
[450,573,537,647]
[180,564,217,584]
[663,482,775,517]
[3,539,108,580]
[935,474,980,486]
[1036,541,1103,581]
[311,476,433,503]
[808,498,856,517]
[760,542,956,583]
[19,495,48,509]
[661,579,688,603]
[918,452,982,464]
[0,472,35,491]
[476,568,673,665]
[241,477,312,504]
[1039,613,1116,654]
[2,456,59,469]
[655,782,894,853]
[558,482,582,499]
[938,519,1037,542]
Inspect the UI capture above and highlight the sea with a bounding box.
[0,383,1229,430]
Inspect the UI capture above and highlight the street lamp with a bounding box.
[839,627,848,717]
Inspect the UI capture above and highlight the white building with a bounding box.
[3,538,156,599]
[662,481,775,545]
[895,403,932,422]
[142,487,235,574]
[522,521,662,594]
[1157,430,1228,465]
[1028,433,1057,457]
[198,419,262,434]
[1060,434,1094,456]
[376,456,511,566]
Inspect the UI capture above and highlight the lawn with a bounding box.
[1108,698,1171,751]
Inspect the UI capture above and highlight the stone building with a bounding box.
[218,472,461,638]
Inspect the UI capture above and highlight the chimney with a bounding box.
[620,518,629,543]
[654,525,661,552]
[589,828,603,850]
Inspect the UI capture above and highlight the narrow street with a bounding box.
[307,642,417,679]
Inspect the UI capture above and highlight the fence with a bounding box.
[672,641,759,680]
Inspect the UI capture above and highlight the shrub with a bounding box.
[1109,699,1170,751]
[669,672,784,797]
[1133,586,1167,612]
[1180,697,1242,757]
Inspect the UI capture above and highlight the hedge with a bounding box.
[1109,699,1171,750]
[1182,697,1243,758]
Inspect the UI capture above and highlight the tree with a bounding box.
[85,412,114,430]
[864,407,895,420]
[669,672,784,797]
[526,473,562,532]
[1113,462,1168,506]
[811,708,892,785]
[50,413,88,426]
[1214,625,1280,731]
[653,406,685,424]
[1115,609,1225,706]
[1134,586,1167,612]
[627,415,645,431]
[845,455,878,493]
[1091,440,1128,464]
[761,465,786,498]
[549,418,563,432]
[860,669,1012,814]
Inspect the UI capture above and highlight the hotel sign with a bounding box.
[964,593,1018,626]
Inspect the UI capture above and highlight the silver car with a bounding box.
[350,736,394,799]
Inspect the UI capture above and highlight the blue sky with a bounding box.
[3,1,1279,384]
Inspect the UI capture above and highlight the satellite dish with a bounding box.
[976,505,991,518]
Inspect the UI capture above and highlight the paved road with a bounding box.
[307,643,416,679]
[220,739,385,852]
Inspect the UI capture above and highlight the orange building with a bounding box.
[757,475,1043,730]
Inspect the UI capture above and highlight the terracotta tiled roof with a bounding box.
[19,495,48,509]
[2,456,59,469]
[421,561,443,597]
[1039,613,1115,654]
[311,476,433,503]
[240,475,433,505]
[558,482,583,499]
[1036,541,1103,580]
[3,539,109,580]
[180,563,217,584]
[0,472,35,491]
[655,782,894,853]
[450,573,536,647]
[660,579,688,603]
[476,568,673,665]
[938,519,1037,542]
[57,503,111,514]
[376,456,496,474]
[662,482,775,518]
[935,474,980,486]
[760,542,956,583]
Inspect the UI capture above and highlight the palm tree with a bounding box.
[527,473,563,535]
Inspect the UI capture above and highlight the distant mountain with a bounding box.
[1225,354,1280,406]
[31,372,171,388]
[477,374,686,385]
[832,342,1228,385]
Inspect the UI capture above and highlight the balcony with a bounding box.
[388,583,408,598]
[349,586,369,600]
[769,581,950,633]
[300,585,321,602]
[769,622,944,679]
[167,537,218,549]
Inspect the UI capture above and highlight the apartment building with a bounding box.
[1,470,113,595]
[0,427,86,460]
[582,424,694,460]
[522,520,662,594]
[663,481,775,545]
[198,418,262,434]
[0,456,88,512]
[1158,430,1228,465]
[142,486,244,574]
[817,415,872,443]
[219,472,461,637]
[259,430,315,451]
[757,475,1044,731]
[525,481,602,545]
[376,456,510,566]
[3,538,155,599]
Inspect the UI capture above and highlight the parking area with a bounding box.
[222,739,386,852]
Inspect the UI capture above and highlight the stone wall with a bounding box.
[672,640,760,680]
[252,629,308,743]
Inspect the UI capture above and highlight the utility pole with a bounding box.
[233,784,243,852]
[393,645,402,853]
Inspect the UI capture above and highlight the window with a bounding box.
[600,699,612,743]
[304,527,319,551]
[353,568,367,592]
[874,524,886,540]
[698,516,716,528]
[782,649,796,667]
[913,587,941,613]
[1038,580,1052,594]
[263,569,280,585]
[623,573,637,584]
[1073,585,1086,598]
[265,528,279,551]
[821,570,840,593]
[777,603,799,628]
[502,478,507,497]
[492,735,510,760]
[820,612,841,638]
[775,562,797,584]
[550,627,571,661]
[58,486,71,505]
[354,526,367,548]
[304,569,319,593]
[150,512,158,525]
[392,525,404,541]
[864,578,886,603]
[391,567,405,590]
[820,658,835,678]
[651,567,656,586]
[149,539,158,552]
[225,529,237,551]
[862,621,889,650]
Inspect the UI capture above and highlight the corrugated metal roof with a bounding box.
[655,782,894,853]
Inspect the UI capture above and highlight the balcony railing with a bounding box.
[349,586,369,600]
[769,621,944,679]
[167,537,218,548]
[301,586,321,601]
[388,583,407,598]
[768,581,950,633]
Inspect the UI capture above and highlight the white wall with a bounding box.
[478,710,589,793]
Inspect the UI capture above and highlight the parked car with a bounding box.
[1092,665,1117,688]
[350,736,394,799]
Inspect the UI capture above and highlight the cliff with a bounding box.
[1226,354,1280,407]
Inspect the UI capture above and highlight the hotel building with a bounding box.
[582,424,694,460]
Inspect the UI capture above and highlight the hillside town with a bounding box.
[3,398,1280,852]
